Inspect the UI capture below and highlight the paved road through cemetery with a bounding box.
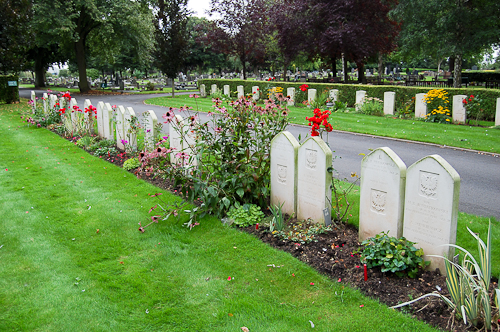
[22,89,500,220]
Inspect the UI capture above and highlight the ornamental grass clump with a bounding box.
[423,89,452,123]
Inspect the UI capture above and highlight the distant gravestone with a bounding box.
[355,90,366,112]
[211,84,217,95]
[223,85,230,97]
[329,89,339,103]
[144,110,158,151]
[297,137,333,224]
[31,91,36,112]
[402,155,460,273]
[452,95,467,124]
[359,147,406,241]
[252,86,259,101]
[307,89,317,106]
[287,87,295,106]
[116,106,126,150]
[169,115,184,165]
[96,102,105,138]
[270,131,300,217]
[237,85,244,98]
[103,103,114,140]
[496,98,500,127]
[415,93,427,118]
[383,91,396,115]
[42,93,48,114]
[124,107,137,152]
[200,84,206,97]
[471,65,478,71]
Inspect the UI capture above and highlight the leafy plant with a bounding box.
[328,167,360,223]
[226,203,265,228]
[332,100,349,113]
[423,89,452,123]
[123,157,140,171]
[358,232,429,278]
[271,219,332,244]
[358,96,384,116]
[269,202,287,232]
[392,222,499,330]
[310,89,329,109]
[76,136,96,150]
[462,94,484,123]
[94,146,118,157]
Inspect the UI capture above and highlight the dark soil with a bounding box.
[56,131,499,332]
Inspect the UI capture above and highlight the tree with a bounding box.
[0,0,33,74]
[30,0,154,92]
[394,0,500,87]
[153,0,190,97]
[206,0,269,79]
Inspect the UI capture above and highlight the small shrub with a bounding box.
[147,82,155,91]
[358,97,384,116]
[272,219,332,244]
[358,232,429,278]
[94,146,118,157]
[226,203,265,227]
[123,157,140,170]
[76,136,96,150]
[423,89,452,123]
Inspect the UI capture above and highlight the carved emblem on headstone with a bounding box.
[419,171,438,198]
[306,148,317,169]
[277,164,287,184]
[370,189,387,213]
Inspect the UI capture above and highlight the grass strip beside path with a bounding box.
[145,95,500,154]
[0,103,437,331]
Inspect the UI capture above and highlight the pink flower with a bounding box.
[337,278,341,282]
[162,108,175,122]
[310,282,314,286]
[359,304,364,308]
[228,276,232,281]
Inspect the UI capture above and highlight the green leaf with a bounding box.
[236,188,244,198]
[222,197,230,209]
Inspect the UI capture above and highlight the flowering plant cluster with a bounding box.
[423,89,451,124]
[306,108,333,137]
[292,84,308,106]
[462,94,484,122]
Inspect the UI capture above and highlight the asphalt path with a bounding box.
[22,89,500,219]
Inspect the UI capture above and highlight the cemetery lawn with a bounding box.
[0,103,439,331]
[145,95,500,154]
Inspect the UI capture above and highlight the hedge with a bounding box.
[0,75,19,104]
[198,79,500,121]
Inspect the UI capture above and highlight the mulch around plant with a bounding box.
[56,131,499,332]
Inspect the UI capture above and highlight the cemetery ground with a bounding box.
[1,102,441,331]
[145,95,500,155]
[2,102,499,331]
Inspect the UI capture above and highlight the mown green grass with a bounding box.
[146,95,500,154]
[0,103,438,331]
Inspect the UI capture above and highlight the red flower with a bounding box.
[300,84,309,92]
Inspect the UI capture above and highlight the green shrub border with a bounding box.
[198,79,500,120]
[0,75,19,104]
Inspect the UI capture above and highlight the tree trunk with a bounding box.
[75,37,90,93]
[357,63,365,83]
[171,76,175,97]
[378,53,384,77]
[331,57,336,77]
[342,55,348,82]
[453,54,462,88]
[34,56,45,88]
[448,57,455,73]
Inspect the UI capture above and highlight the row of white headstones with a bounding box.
[199,84,500,125]
[31,91,159,152]
[269,130,460,273]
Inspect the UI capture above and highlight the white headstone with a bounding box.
[69,98,78,133]
[383,91,396,115]
[200,84,206,98]
[329,89,339,103]
[308,89,317,106]
[496,98,500,127]
[103,103,114,140]
[211,84,217,95]
[31,91,36,112]
[124,107,137,152]
[452,95,467,124]
[252,86,259,101]
[84,99,91,110]
[287,87,295,106]
[359,147,406,241]
[116,106,126,150]
[42,93,48,114]
[271,131,300,216]
[223,85,230,97]
[402,155,460,273]
[49,94,57,112]
[96,102,105,138]
[355,90,366,112]
[237,85,244,99]
[415,93,427,118]
[144,110,158,151]
[169,115,184,165]
[297,137,333,224]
